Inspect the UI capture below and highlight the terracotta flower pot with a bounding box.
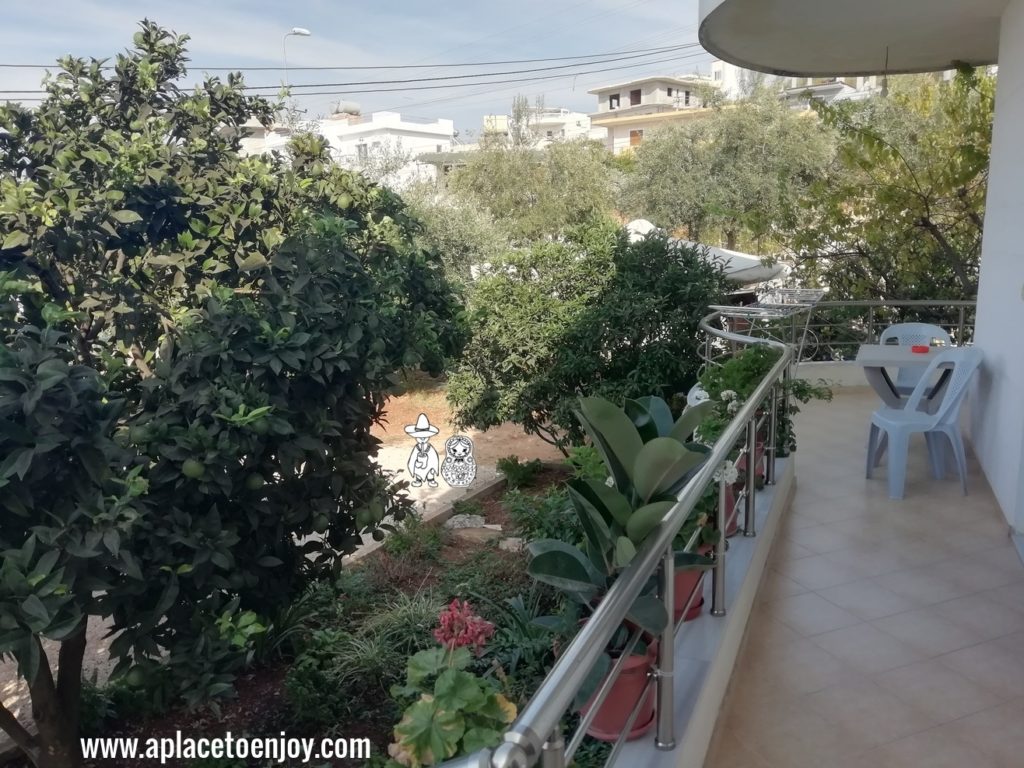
[582,639,658,742]
[721,486,739,537]
[674,545,712,622]
[736,441,765,480]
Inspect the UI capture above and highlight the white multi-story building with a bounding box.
[481,107,606,147]
[587,74,718,154]
[239,109,455,189]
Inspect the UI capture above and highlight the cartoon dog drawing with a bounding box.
[441,434,476,488]
[405,413,440,488]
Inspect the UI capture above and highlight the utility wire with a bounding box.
[0,42,695,73]
[243,44,700,91]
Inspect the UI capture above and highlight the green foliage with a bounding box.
[472,590,557,699]
[0,22,464,761]
[384,515,447,562]
[564,445,608,482]
[449,138,613,242]
[448,227,728,448]
[792,71,993,298]
[285,628,403,727]
[503,488,581,544]
[697,345,831,454]
[360,592,446,657]
[437,547,533,610]
[403,184,510,284]
[496,455,543,490]
[388,647,517,767]
[625,88,833,251]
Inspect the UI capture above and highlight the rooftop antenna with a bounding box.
[881,46,890,97]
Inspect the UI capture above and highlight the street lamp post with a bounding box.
[282,27,312,87]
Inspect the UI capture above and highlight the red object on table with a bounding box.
[911,345,929,353]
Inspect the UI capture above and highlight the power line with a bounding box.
[244,44,700,91]
[2,48,706,101]
[0,42,696,73]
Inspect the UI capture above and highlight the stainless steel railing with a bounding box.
[438,312,793,768]
[702,299,977,364]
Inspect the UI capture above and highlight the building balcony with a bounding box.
[434,299,1024,768]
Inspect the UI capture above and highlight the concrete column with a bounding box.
[972,0,1024,533]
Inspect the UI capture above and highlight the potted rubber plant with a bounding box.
[526,395,714,741]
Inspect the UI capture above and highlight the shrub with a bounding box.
[496,455,544,489]
[502,489,581,545]
[563,445,607,482]
[0,23,463,764]
[360,592,447,657]
[383,514,447,562]
[438,547,534,611]
[448,227,728,448]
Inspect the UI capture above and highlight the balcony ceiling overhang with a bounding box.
[698,0,1006,76]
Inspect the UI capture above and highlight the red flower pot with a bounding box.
[736,441,765,480]
[721,486,739,537]
[674,545,712,622]
[582,640,658,742]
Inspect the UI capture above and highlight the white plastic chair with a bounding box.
[866,348,982,500]
[879,323,952,396]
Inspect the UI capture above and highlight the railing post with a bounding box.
[866,306,875,343]
[540,726,565,768]
[655,545,675,750]
[711,477,728,617]
[744,417,757,537]
[766,383,778,486]
[958,306,966,345]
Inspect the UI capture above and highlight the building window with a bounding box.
[684,90,691,106]
[667,87,674,97]
[436,144,442,153]
[546,130,554,138]
[714,70,722,80]
[356,144,367,161]
[630,89,642,106]
[609,93,620,109]
[629,129,644,147]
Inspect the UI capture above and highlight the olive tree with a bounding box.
[0,22,463,767]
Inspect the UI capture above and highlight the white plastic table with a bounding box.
[854,344,965,408]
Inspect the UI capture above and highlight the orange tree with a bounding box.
[0,22,463,767]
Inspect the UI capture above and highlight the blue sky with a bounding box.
[0,0,709,132]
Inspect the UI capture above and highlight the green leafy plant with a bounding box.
[496,456,544,490]
[448,227,728,449]
[0,23,464,766]
[564,445,608,482]
[698,345,831,454]
[384,515,447,562]
[387,602,515,767]
[503,488,581,544]
[524,395,714,703]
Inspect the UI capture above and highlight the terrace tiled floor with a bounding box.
[705,387,1024,768]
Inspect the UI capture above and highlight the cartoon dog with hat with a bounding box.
[405,413,441,488]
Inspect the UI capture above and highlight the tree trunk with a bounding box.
[19,630,86,768]
[726,230,737,250]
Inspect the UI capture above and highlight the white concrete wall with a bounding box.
[972,0,1024,533]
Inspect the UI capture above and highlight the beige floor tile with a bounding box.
[769,537,816,562]
[703,726,773,768]
[756,568,809,602]
[874,659,1005,723]
[937,638,1024,700]
[817,578,921,620]
[871,566,974,605]
[811,622,924,673]
[981,582,1024,613]
[770,591,862,636]
[784,524,859,555]
[930,594,1024,641]
[777,553,873,591]
[862,727,1000,768]
[872,606,986,657]
[942,698,1024,768]
[731,697,865,768]
[736,635,859,701]
[804,679,934,749]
